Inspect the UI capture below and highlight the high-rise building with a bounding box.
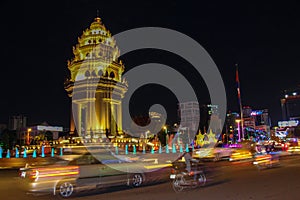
[250,109,270,126]
[281,87,300,121]
[64,16,128,138]
[226,107,271,141]
[224,111,240,142]
[178,101,200,135]
[207,104,222,133]
[250,109,271,135]
[8,115,27,143]
[242,106,252,118]
[8,115,27,131]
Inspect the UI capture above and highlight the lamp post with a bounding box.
[163,126,168,146]
[235,119,241,142]
[273,126,278,140]
[27,128,32,145]
[145,130,150,140]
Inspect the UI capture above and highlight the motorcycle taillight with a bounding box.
[171,169,176,174]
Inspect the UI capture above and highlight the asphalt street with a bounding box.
[0,154,299,200]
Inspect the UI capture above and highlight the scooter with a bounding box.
[253,153,280,170]
[170,157,207,192]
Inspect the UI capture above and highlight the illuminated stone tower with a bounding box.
[64,16,128,138]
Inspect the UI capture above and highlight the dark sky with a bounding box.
[0,0,300,128]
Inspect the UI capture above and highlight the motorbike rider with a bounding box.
[171,147,207,192]
[181,147,202,173]
[183,149,193,172]
[180,147,207,183]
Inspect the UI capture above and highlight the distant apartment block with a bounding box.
[9,115,27,131]
[281,87,300,121]
[178,101,200,134]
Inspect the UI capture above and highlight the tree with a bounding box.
[1,129,9,150]
[9,130,17,148]
[44,131,53,141]
[0,129,16,150]
[157,130,166,146]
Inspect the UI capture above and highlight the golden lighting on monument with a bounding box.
[64,16,128,139]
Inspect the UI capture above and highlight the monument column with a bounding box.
[117,102,122,133]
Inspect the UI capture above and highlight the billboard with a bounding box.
[278,120,299,127]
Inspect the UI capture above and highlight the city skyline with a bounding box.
[1,1,300,129]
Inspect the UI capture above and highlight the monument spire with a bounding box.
[95,9,101,22]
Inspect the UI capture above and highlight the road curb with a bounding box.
[0,157,62,169]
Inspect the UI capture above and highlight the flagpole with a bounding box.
[236,64,244,141]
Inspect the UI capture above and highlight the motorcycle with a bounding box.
[170,155,207,192]
[253,153,280,170]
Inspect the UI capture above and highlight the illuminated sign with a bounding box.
[275,131,288,138]
[208,104,218,108]
[250,110,263,116]
[278,120,299,127]
[243,117,255,128]
[37,125,63,132]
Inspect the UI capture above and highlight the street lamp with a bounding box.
[145,130,150,139]
[273,126,278,140]
[235,119,241,142]
[27,128,32,145]
[163,126,168,146]
[163,126,167,133]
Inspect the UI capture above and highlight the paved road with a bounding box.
[1,154,300,200]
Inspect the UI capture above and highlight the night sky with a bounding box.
[1,0,300,128]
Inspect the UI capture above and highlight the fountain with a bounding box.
[32,149,37,158]
[133,145,136,155]
[60,147,63,156]
[125,145,128,155]
[23,148,27,158]
[186,144,190,152]
[142,146,146,154]
[51,148,55,157]
[0,147,2,158]
[6,149,10,158]
[151,146,154,154]
[41,146,45,157]
[166,144,169,153]
[115,146,119,155]
[15,147,19,158]
[172,143,176,153]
